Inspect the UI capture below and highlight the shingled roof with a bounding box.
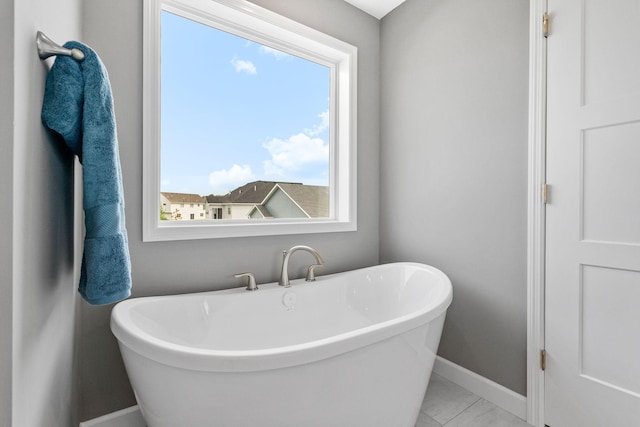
[205,181,301,204]
[275,183,329,217]
[205,181,329,218]
[161,192,205,204]
[251,204,274,218]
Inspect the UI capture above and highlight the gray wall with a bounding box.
[78,0,380,421]
[9,0,83,426]
[0,0,531,423]
[380,0,529,395]
[0,0,14,424]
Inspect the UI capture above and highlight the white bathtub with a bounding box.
[111,262,452,427]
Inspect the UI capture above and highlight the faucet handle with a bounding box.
[305,264,323,282]
[234,272,258,291]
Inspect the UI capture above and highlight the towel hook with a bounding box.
[36,31,85,61]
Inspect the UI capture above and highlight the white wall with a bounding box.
[10,0,83,425]
[78,0,380,421]
[380,0,529,395]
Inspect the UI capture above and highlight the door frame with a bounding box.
[527,0,548,425]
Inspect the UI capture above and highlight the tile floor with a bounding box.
[115,372,534,427]
[417,373,533,427]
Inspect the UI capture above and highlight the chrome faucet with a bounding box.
[279,245,325,287]
[234,272,258,291]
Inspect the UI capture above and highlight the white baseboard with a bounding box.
[433,356,527,420]
[80,357,527,427]
[79,405,145,427]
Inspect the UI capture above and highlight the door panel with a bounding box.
[545,0,640,425]
[582,123,640,244]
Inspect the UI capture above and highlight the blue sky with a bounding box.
[161,11,331,195]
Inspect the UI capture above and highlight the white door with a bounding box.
[545,0,640,426]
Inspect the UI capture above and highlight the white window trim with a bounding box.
[143,0,357,241]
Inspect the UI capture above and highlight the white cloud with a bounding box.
[262,133,329,178]
[305,109,330,136]
[231,57,257,75]
[259,45,291,60]
[209,164,255,194]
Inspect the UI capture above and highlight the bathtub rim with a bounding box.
[111,262,452,372]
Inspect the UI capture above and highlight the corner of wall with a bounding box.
[11,0,83,426]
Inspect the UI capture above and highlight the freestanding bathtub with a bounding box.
[111,262,452,427]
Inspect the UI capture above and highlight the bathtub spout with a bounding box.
[279,245,325,287]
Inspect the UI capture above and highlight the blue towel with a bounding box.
[41,41,132,305]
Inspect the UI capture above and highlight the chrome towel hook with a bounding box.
[36,31,85,61]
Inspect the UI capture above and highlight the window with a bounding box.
[210,207,222,219]
[143,0,357,241]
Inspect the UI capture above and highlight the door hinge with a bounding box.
[540,349,546,371]
[542,183,549,204]
[543,12,550,38]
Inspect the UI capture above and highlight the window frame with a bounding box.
[142,0,357,241]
